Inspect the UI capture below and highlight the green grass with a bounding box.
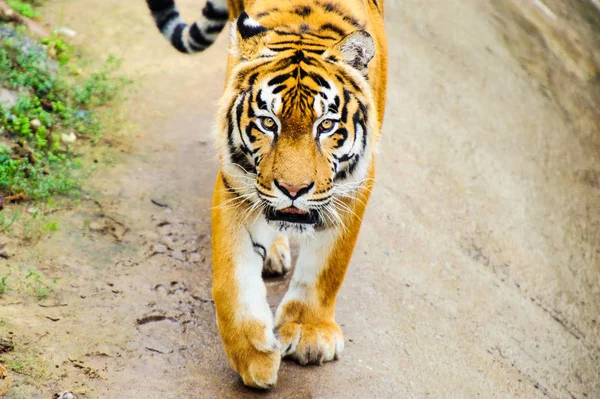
[0,24,131,201]
[0,210,19,232]
[6,0,42,19]
[0,274,7,295]
[0,262,56,299]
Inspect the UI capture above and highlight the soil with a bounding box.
[1,0,599,398]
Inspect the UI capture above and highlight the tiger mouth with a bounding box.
[265,206,319,225]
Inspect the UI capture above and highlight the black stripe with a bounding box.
[189,23,213,47]
[334,169,347,181]
[310,73,330,89]
[147,0,175,12]
[256,89,267,110]
[246,124,259,143]
[341,89,350,121]
[221,174,237,194]
[268,74,291,86]
[294,6,312,16]
[273,30,302,37]
[238,11,268,39]
[345,156,359,176]
[202,2,229,21]
[337,71,362,92]
[301,31,339,41]
[320,23,346,36]
[269,46,326,55]
[317,1,362,27]
[331,128,348,149]
[272,85,286,94]
[246,90,256,118]
[251,237,267,261]
[237,93,255,156]
[343,16,362,28]
[248,73,259,86]
[156,10,179,32]
[230,151,257,174]
[170,23,188,53]
[206,23,225,34]
[319,1,338,13]
[227,102,236,148]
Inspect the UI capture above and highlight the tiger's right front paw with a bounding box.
[224,321,281,389]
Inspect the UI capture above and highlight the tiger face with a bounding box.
[218,12,377,233]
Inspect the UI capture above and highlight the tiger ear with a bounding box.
[330,30,375,75]
[231,11,268,59]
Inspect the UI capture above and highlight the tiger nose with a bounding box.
[274,180,314,199]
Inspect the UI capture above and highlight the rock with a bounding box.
[30,119,41,129]
[0,338,14,354]
[61,132,77,143]
[0,25,47,59]
[188,253,202,263]
[53,391,75,399]
[151,243,168,254]
[54,27,77,38]
[171,250,185,261]
[160,235,176,249]
[0,25,57,77]
[0,87,18,109]
[75,110,91,124]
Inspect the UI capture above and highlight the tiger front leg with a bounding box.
[212,174,281,389]
[275,194,369,365]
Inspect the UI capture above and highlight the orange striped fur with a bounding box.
[202,0,385,389]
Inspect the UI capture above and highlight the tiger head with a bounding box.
[217,12,378,233]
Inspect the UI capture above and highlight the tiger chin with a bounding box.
[146,0,387,389]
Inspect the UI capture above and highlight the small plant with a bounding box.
[42,220,58,231]
[0,263,56,299]
[0,212,19,232]
[0,275,7,295]
[6,0,40,19]
[0,23,130,201]
[23,267,55,298]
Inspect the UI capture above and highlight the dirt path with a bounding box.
[1,0,599,398]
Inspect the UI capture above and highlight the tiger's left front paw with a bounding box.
[262,235,291,277]
[277,320,344,365]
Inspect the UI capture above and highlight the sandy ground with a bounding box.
[1,0,599,398]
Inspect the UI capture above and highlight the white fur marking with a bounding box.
[275,229,338,323]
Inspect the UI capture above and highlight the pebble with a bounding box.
[61,132,77,143]
[54,27,77,38]
[0,87,18,109]
[160,236,176,249]
[188,253,202,263]
[171,250,185,261]
[30,119,41,129]
[151,243,168,254]
[53,392,75,399]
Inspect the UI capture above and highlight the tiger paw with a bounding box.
[277,320,344,365]
[224,321,281,389]
[262,235,291,277]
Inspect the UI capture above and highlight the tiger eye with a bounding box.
[319,119,337,133]
[262,117,275,129]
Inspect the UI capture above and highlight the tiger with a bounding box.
[146,0,387,389]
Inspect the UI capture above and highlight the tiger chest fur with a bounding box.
[147,0,387,389]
